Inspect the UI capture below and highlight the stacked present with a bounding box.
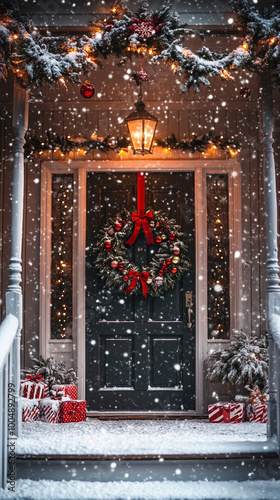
[20,377,86,423]
[247,385,268,423]
[208,402,245,423]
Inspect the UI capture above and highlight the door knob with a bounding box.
[185,293,193,328]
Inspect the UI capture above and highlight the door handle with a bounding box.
[185,293,193,328]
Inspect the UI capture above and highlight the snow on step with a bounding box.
[0,479,280,500]
[17,420,267,456]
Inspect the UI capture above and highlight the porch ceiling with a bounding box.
[19,0,237,28]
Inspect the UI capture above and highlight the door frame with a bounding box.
[40,158,242,415]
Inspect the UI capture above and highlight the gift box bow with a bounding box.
[25,374,44,383]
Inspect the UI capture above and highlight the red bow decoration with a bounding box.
[25,374,44,383]
[126,172,155,247]
[124,270,149,298]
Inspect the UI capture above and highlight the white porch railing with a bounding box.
[0,314,19,489]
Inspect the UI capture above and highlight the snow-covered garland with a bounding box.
[24,130,240,158]
[1,1,280,95]
[93,207,190,298]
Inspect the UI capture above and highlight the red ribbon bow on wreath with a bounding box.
[124,270,149,298]
[25,374,44,383]
[126,172,155,247]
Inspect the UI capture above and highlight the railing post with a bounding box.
[260,70,280,441]
[5,80,29,437]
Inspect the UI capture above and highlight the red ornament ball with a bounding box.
[105,240,111,248]
[162,262,167,268]
[118,264,124,271]
[123,275,129,282]
[115,222,122,231]
[166,258,172,265]
[171,267,178,274]
[156,236,162,243]
[240,86,251,98]
[80,81,95,99]
[169,233,176,241]
[110,260,118,269]
[173,247,180,255]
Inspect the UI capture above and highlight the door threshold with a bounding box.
[87,411,207,420]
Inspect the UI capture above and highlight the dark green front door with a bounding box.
[86,172,195,411]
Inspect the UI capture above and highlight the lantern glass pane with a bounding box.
[144,119,156,151]
[127,119,143,151]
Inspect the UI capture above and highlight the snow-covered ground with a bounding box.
[1,479,280,500]
[17,419,268,455]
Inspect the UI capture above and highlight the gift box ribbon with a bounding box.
[124,270,149,298]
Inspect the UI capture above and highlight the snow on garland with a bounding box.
[0,1,280,95]
[24,130,240,158]
[92,207,190,298]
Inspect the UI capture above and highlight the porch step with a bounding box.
[2,477,280,500]
[16,451,280,483]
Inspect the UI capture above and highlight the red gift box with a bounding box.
[40,398,60,423]
[52,384,77,400]
[208,402,245,423]
[59,400,86,423]
[22,398,40,422]
[20,375,48,400]
[249,404,267,423]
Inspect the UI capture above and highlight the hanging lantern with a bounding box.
[125,94,158,155]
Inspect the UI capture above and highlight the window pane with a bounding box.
[51,174,74,339]
[207,174,230,340]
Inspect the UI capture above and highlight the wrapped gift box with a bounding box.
[22,398,40,422]
[20,375,48,400]
[51,384,77,400]
[249,404,267,423]
[249,385,269,405]
[40,398,61,423]
[208,402,245,423]
[59,400,86,423]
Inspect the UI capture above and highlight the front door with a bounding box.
[86,172,195,411]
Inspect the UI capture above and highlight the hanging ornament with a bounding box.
[172,256,180,264]
[115,221,122,231]
[240,86,251,98]
[110,260,119,268]
[118,264,124,271]
[156,236,162,243]
[166,258,172,265]
[80,81,95,99]
[105,240,111,248]
[132,69,149,86]
[173,247,180,255]
[123,275,129,282]
[169,233,176,241]
[171,267,177,274]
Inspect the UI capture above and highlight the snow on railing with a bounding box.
[0,314,19,489]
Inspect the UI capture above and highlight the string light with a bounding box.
[51,175,74,339]
[207,175,230,339]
